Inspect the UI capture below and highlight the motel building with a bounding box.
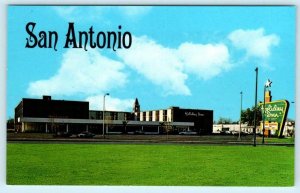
[14,96,213,135]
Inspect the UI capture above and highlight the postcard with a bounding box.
[6,5,295,187]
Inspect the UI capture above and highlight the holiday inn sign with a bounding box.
[259,100,290,137]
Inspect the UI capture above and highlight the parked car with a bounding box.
[77,131,95,138]
[179,131,197,135]
[231,131,239,135]
[134,130,145,135]
[53,131,72,138]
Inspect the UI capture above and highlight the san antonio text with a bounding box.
[25,22,132,51]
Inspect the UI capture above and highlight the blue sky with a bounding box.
[7,6,296,121]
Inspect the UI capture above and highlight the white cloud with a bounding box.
[117,36,190,96]
[86,95,134,111]
[178,43,231,80]
[228,28,280,59]
[27,35,233,98]
[117,36,232,95]
[27,49,127,97]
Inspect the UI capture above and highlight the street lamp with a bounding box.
[103,93,110,138]
[262,79,272,144]
[253,67,258,147]
[238,91,243,141]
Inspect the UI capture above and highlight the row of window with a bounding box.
[139,110,170,122]
[89,111,132,120]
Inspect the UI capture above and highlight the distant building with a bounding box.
[14,96,213,135]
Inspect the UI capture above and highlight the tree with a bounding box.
[241,106,262,126]
[217,117,233,124]
[7,118,15,130]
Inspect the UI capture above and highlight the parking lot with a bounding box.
[6,132,294,145]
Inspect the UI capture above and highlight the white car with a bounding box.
[179,131,197,135]
[231,131,239,135]
[77,131,95,138]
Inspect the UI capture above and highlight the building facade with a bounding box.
[14,96,213,135]
[139,107,213,134]
[15,96,89,133]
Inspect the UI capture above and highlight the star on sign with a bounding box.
[265,79,272,88]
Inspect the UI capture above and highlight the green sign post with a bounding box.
[259,100,289,137]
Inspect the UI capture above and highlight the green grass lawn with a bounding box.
[256,136,295,144]
[7,143,294,186]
